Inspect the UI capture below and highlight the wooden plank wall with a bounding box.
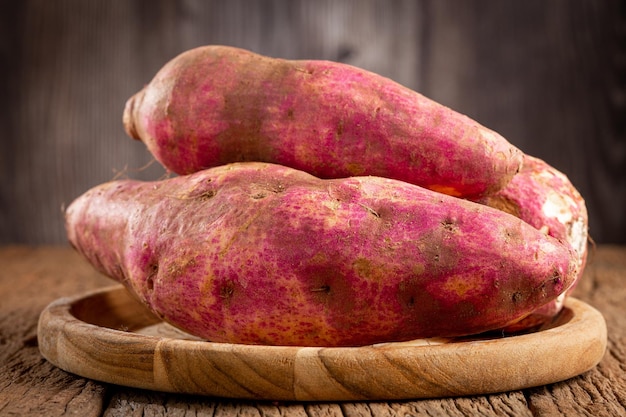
[1,0,624,245]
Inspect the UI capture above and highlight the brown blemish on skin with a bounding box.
[359,203,380,218]
[336,119,345,137]
[271,183,286,193]
[293,65,313,75]
[353,258,372,278]
[397,277,437,316]
[441,275,476,297]
[352,258,386,282]
[417,235,461,274]
[196,190,216,200]
[310,253,329,264]
[183,180,217,201]
[503,225,524,245]
[536,269,563,295]
[346,163,366,176]
[412,263,426,276]
[482,195,521,218]
[167,257,196,278]
[441,218,458,233]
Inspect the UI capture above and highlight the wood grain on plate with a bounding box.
[37,285,607,401]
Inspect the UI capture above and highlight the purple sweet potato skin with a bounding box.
[66,162,577,347]
[123,45,522,199]
[480,155,588,331]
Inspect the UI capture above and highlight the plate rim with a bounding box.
[37,284,608,401]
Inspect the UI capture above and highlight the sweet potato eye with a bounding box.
[146,263,158,291]
[311,285,331,293]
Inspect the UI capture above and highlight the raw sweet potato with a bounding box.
[480,155,588,332]
[123,45,523,199]
[66,162,578,347]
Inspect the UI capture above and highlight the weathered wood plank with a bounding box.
[0,246,112,417]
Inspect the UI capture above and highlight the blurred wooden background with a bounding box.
[1,0,625,245]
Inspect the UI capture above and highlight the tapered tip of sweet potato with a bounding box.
[123,93,141,140]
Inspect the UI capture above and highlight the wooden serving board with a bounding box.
[37,285,607,401]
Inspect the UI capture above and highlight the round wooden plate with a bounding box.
[37,285,607,401]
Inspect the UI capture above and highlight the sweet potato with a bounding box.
[480,155,588,332]
[123,45,523,199]
[66,162,578,347]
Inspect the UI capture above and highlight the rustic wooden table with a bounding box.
[1,245,624,416]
